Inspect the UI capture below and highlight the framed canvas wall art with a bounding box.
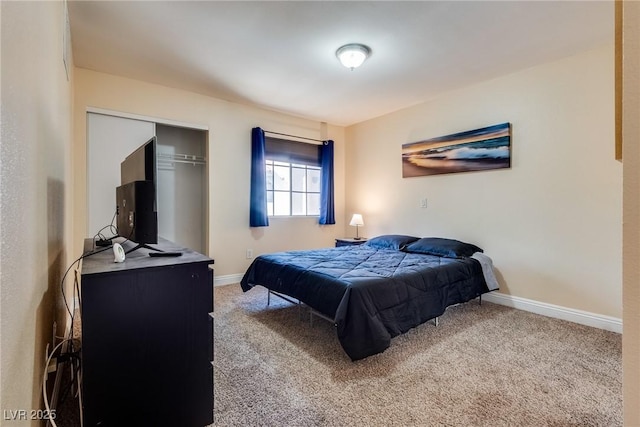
[402,122,511,177]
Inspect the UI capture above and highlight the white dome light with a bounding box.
[336,44,371,71]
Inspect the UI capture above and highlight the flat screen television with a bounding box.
[116,137,160,253]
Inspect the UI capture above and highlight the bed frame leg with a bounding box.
[479,294,482,306]
[266,289,306,320]
[434,317,439,327]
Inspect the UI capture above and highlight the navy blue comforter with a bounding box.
[240,245,489,360]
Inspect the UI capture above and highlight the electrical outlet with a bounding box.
[420,198,428,208]
[246,249,253,259]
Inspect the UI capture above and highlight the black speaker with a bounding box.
[116,180,158,245]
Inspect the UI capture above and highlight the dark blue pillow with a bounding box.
[404,237,483,258]
[365,235,420,250]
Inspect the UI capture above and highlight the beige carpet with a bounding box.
[213,284,621,426]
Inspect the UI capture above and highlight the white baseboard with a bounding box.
[214,273,243,287]
[482,292,622,334]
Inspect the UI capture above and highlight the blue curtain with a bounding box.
[319,140,335,225]
[250,127,269,227]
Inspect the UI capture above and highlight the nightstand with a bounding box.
[335,238,368,247]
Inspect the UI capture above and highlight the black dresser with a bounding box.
[80,238,214,427]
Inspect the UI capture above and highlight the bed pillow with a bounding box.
[404,237,483,258]
[364,234,420,250]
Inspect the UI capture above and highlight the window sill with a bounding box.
[268,215,320,219]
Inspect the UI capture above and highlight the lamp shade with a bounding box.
[336,44,371,70]
[349,214,364,227]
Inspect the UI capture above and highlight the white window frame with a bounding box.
[266,159,321,217]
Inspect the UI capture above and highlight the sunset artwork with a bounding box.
[402,123,511,177]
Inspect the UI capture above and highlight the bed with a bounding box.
[240,235,499,360]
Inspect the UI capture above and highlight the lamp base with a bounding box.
[353,237,363,240]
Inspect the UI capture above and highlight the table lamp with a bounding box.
[349,214,364,240]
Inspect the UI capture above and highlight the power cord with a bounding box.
[93,209,119,247]
[52,213,122,426]
[43,338,78,427]
[59,246,111,320]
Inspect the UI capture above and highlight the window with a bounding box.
[266,160,321,216]
[264,136,322,217]
[250,127,334,227]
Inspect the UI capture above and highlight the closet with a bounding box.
[86,112,208,254]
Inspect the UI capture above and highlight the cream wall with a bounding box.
[346,44,622,318]
[73,69,346,278]
[1,1,74,423]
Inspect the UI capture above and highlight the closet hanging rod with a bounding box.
[157,152,206,162]
[264,130,325,143]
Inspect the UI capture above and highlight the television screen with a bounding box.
[121,137,158,211]
[117,137,160,253]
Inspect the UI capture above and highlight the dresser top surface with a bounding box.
[81,237,213,276]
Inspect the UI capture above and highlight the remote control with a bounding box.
[148,251,183,257]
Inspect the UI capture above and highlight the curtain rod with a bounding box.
[264,130,325,143]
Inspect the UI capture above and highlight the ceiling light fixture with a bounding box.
[336,43,371,71]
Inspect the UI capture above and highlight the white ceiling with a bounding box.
[68,1,613,126]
